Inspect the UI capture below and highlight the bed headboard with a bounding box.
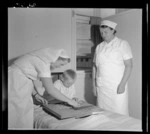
[51,72,63,82]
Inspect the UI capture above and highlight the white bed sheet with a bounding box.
[34,105,142,131]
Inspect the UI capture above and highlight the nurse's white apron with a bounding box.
[96,77,128,115]
[96,38,129,116]
[8,65,34,129]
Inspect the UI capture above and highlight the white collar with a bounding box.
[104,36,117,46]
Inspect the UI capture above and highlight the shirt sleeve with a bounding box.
[120,40,133,60]
[35,59,52,78]
[33,80,45,96]
[53,80,62,92]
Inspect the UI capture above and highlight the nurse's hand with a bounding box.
[34,94,48,105]
[117,84,125,94]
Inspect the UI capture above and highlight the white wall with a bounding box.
[72,8,101,17]
[104,9,142,119]
[73,8,94,16]
[73,8,116,18]
[99,8,116,18]
[8,8,73,72]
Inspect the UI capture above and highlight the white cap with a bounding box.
[101,20,117,30]
[59,49,70,59]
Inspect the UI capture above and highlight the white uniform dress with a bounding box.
[54,80,76,99]
[94,37,133,115]
[8,48,69,129]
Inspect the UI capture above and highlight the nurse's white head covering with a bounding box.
[29,47,70,64]
[101,20,117,30]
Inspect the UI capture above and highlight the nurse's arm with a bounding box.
[40,77,78,106]
[92,62,97,96]
[119,58,133,86]
[117,58,133,94]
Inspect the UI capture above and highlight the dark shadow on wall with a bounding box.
[83,25,102,106]
[83,72,96,105]
[2,61,8,130]
[91,25,103,59]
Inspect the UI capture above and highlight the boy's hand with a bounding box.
[73,98,85,103]
[78,100,85,104]
[73,98,85,105]
[72,97,79,102]
[67,99,80,108]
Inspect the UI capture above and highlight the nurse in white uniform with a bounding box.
[8,47,80,129]
[92,20,133,115]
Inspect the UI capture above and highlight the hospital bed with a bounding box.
[33,104,142,131]
[33,73,142,131]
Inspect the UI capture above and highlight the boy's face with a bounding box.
[62,75,76,88]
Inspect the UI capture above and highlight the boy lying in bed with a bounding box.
[32,69,84,106]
